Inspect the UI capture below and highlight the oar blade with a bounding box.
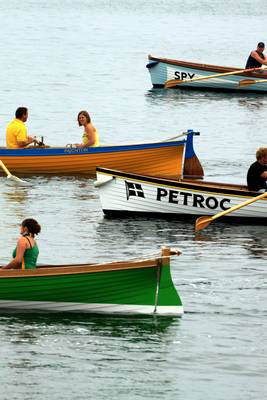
[195,216,212,232]
[238,79,257,87]
[6,174,31,186]
[164,79,183,88]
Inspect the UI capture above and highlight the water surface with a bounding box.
[0,1,266,399]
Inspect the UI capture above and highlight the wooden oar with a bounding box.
[239,78,267,87]
[0,160,30,185]
[195,192,267,232]
[164,66,267,88]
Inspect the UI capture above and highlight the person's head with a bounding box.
[15,107,28,122]
[77,110,91,126]
[20,218,41,237]
[257,42,265,52]
[256,147,267,164]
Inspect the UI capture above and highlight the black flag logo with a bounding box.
[125,181,145,200]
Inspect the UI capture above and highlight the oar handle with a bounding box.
[165,66,267,88]
[0,160,11,177]
[211,192,267,221]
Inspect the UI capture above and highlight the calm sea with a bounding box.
[0,1,266,399]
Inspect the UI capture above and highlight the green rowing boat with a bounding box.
[0,247,183,316]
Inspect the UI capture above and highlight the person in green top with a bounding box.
[2,218,41,270]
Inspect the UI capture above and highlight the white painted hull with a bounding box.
[147,56,267,92]
[96,169,267,222]
[0,300,183,316]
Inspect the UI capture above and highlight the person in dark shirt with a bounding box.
[245,42,267,69]
[247,147,267,191]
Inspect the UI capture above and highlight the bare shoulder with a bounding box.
[85,123,96,133]
[17,236,28,247]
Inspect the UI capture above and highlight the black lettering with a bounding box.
[169,190,179,204]
[193,194,205,208]
[205,197,218,209]
[174,71,180,79]
[220,198,231,210]
[179,192,192,206]
[156,188,168,201]
[181,72,187,80]
[188,73,195,79]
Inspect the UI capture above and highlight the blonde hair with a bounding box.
[256,147,267,160]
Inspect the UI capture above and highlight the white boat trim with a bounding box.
[0,300,183,316]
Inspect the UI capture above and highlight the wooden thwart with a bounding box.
[195,192,267,232]
[165,66,267,88]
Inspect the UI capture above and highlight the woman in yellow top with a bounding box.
[1,218,41,270]
[75,110,99,148]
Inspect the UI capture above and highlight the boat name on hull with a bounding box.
[156,188,231,210]
[125,181,231,211]
[174,71,196,80]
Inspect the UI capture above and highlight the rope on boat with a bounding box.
[91,248,182,265]
[162,130,200,142]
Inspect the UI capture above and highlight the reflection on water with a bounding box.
[146,87,267,105]
[0,312,178,341]
[194,223,267,259]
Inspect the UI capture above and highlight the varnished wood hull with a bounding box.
[0,139,185,178]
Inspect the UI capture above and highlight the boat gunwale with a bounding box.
[0,139,186,156]
[0,258,163,278]
[96,167,266,198]
[147,54,267,79]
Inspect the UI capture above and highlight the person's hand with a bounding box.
[27,136,35,144]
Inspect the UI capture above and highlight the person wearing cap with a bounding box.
[245,42,267,69]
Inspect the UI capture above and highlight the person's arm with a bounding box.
[250,51,267,66]
[77,124,96,148]
[2,238,27,269]
[260,170,267,179]
[17,136,37,148]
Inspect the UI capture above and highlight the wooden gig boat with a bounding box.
[146,55,267,92]
[0,247,183,316]
[0,130,202,178]
[95,168,267,225]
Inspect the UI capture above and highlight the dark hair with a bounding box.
[77,110,91,126]
[22,218,41,236]
[15,107,28,119]
[257,42,265,48]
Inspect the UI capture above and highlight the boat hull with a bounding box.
[0,249,183,316]
[147,55,267,92]
[96,168,267,223]
[0,140,185,178]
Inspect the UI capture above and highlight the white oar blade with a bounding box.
[6,174,31,186]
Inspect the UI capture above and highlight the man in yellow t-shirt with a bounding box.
[6,107,36,149]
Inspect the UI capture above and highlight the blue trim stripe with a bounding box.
[0,140,186,157]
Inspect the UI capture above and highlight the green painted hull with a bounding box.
[0,260,183,315]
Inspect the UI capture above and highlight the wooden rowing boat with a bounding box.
[146,55,267,92]
[0,247,183,316]
[95,167,267,224]
[0,130,203,179]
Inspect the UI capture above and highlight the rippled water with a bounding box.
[0,1,266,399]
